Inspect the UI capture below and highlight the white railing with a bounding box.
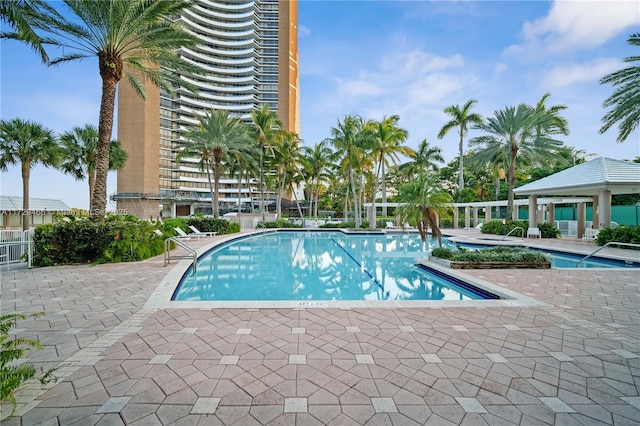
[0,230,33,268]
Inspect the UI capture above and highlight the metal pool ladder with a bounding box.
[164,237,197,272]
[501,226,524,240]
[575,241,640,267]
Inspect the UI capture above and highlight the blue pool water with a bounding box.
[172,231,495,302]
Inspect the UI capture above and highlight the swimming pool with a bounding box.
[172,231,499,302]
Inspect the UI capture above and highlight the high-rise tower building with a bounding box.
[114,0,299,219]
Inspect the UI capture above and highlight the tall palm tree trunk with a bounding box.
[259,145,265,221]
[291,183,304,219]
[238,168,243,215]
[371,159,382,229]
[21,162,30,232]
[213,158,222,219]
[88,171,96,206]
[507,148,517,219]
[381,160,388,217]
[93,55,121,220]
[205,163,215,217]
[458,133,464,194]
[349,166,360,228]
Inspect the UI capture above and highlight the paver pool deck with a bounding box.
[1,229,639,425]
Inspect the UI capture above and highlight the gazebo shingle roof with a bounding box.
[0,196,71,211]
[513,157,640,196]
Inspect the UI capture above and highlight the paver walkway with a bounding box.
[1,231,639,425]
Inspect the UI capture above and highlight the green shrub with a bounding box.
[33,217,164,266]
[319,221,369,229]
[160,218,188,235]
[227,222,240,233]
[101,220,164,263]
[480,220,560,238]
[259,219,302,229]
[1,312,57,415]
[186,217,237,234]
[431,245,549,264]
[596,225,640,248]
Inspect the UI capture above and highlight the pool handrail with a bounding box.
[501,226,524,240]
[575,241,640,267]
[164,236,197,272]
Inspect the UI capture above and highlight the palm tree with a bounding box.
[328,115,367,229]
[178,110,253,218]
[0,118,61,231]
[469,103,566,218]
[59,124,127,207]
[437,99,483,194]
[600,33,640,143]
[228,144,260,214]
[367,115,412,223]
[272,131,304,218]
[251,104,283,221]
[399,138,444,180]
[395,173,453,248]
[10,1,203,220]
[302,141,335,219]
[0,0,58,62]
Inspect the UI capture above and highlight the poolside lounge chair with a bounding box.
[174,227,196,239]
[386,221,398,229]
[188,225,217,237]
[527,227,541,239]
[403,222,415,230]
[582,228,599,243]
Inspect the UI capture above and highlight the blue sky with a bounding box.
[1,0,639,209]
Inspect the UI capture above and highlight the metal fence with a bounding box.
[0,230,33,269]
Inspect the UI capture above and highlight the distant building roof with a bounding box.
[514,157,640,196]
[0,196,71,211]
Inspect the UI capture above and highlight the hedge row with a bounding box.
[596,225,640,248]
[480,220,560,238]
[431,246,550,264]
[33,215,240,267]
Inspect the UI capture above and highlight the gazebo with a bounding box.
[513,157,640,238]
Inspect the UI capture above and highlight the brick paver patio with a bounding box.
[1,230,639,425]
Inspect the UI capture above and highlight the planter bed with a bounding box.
[430,246,551,269]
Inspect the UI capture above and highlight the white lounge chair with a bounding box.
[386,221,398,229]
[174,227,196,239]
[188,225,217,237]
[527,227,541,239]
[403,222,415,230]
[582,228,599,243]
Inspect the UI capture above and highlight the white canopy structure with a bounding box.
[514,157,640,237]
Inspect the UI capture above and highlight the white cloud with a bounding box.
[299,24,311,36]
[507,0,640,56]
[337,50,466,103]
[338,78,385,97]
[541,58,622,88]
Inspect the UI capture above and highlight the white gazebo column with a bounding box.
[485,205,492,222]
[464,206,470,229]
[528,196,537,231]
[592,196,599,229]
[512,204,519,221]
[473,207,479,227]
[598,190,612,228]
[453,207,459,229]
[547,203,554,225]
[577,202,586,238]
